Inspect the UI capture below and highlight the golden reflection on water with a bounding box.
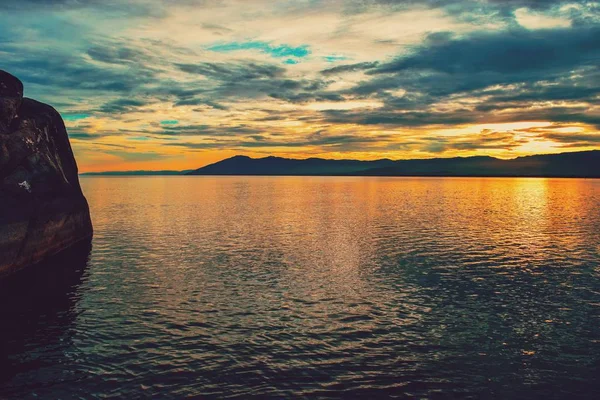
[82,176,600,329]
[84,176,600,276]
[3,176,600,398]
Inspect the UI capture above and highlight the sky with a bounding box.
[1,0,599,172]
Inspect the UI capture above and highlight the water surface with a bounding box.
[1,176,599,398]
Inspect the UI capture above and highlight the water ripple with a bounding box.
[1,176,599,399]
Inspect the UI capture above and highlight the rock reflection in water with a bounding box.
[0,241,91,394]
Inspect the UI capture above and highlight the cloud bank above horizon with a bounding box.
[1,0,599,171]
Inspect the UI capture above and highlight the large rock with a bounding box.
[0,70,93,277]
[0,70,23,133]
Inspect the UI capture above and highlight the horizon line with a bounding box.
[80,149,600,175]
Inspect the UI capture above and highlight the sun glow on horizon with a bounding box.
[1,0,597,172]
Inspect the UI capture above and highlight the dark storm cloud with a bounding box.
[10,59,145,92]
[0,0,103,8]
[475,84,600,107]
[0,43,157,94]
[3,37,205,115]
[373,27,600,76]
[0,0,158,16]
[87,44,152,65]
[318,25,600,129]
[322,104,600,130]
[323,109,477,127]
[173,98,229,109]
[176,62,286,80]
[483,0,590,10]
[99,99,150,114]
[354,25,600,100]
[269,91,345,103]
[485,107,600,128]
[175,61,330,104]
[340,0,594,19]
[353,0,590,10]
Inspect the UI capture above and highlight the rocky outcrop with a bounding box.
[0,70,93,277]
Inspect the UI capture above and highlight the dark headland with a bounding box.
[88,150,600,178]
[84,151,600,177]
[187,152,600,177]
[0,70,93,277]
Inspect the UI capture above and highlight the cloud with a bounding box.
[0,0,105,9]
[323,109,477,127]
[201,22,233,35]
[87,44,152,65]
[0,41,158,101]
[99,99,150,114]
[321,62,379,75]
[104,149,175,162]
[174,61,329,103]
[157,124,265,137]
[313,24,600,130]
[175,61,285,80]
[1,0,599,170]
[422,130,529,153]
[514,7,571,29]
[63,113,91,121]
[165,130,395,151]
[541,132,600,147]
[68,131,122,140]
[373,27,599,76]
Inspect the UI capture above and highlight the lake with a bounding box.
[1,176,599,398]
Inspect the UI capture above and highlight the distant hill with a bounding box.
[187,151,600,178]
[187,155,396,176]
[81,170,190,176]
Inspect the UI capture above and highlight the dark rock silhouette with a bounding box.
[0,240,91,389]
[0,70,93,277]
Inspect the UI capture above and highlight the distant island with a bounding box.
[82,150,600,178]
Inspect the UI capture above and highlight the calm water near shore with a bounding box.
[1,176,599,398]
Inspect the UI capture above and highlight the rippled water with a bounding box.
[1,176,600,399]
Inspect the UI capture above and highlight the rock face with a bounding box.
[0,70,93,277]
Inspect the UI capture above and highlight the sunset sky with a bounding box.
[1,0,599,172]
